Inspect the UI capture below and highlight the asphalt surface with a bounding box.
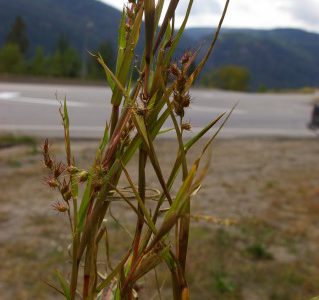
[0,82,317,139]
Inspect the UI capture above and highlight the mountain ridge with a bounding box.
[0,0,318,89]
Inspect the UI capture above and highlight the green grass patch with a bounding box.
[246,243,273,260]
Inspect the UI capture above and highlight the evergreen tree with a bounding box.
[5,16,29,55]
[0,44,25,74]
[30,47,47,75]
[48,35,81,78]
[202,65,250,91]
[57,35,69,54]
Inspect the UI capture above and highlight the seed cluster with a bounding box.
[42,139,91,212]
[91,157,106,193]
[170,51,193,119]
[43,139,70,212]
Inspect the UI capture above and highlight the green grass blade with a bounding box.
[96,251,131,292]
[164,0,194,64]
[70,174,78,200]
[96,53,128,99]
[94,51,115,90]
[77,175,92,231]
[55,270,71,300]
[154,0,165,32]
[153,0,180,53]
[184,113,225,152]
[112,7,143,106]
[59,97,71,166]
[115,9,127,76]
[164,94,188,178]
[148,161,198,250]
[99,122,109,152]
[121,163,157,234]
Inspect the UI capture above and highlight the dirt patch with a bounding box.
[0,138,318,299]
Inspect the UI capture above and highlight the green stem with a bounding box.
[132,147,147,262]
[70,195,79,300]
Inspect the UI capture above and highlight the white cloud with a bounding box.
[176,0,220,15]
[99,0,319,32]
[284,0,319,30]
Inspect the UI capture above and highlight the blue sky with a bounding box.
[100,0,319,33]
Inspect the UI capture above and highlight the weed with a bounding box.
[7,159,22,168]
[246,243,273,260]
[43,1,232,299]
[264,180,277,190]
[0,134,37,150]
[213,272,236,294]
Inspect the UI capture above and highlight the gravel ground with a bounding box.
[0,137,319,299]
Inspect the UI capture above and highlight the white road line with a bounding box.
[191,105,245,115]
[0,124,104,131]
[0,96,89,107]
[0,92,20,99]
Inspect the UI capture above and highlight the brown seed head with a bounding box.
[54,162,65,178]
[43,155,53,170]
[52,201,68,213]
[173,93,185,118]
[176,75,186,93]
[181,51,192,65]
[182,92,191,108]
[43,138,49,153]
[42,139,53,169]
[61,179,69,194]
[45,177,59,189]
[181,122,192,131]
[169,64,181,77]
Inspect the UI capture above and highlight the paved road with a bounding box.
[0,82,317,138]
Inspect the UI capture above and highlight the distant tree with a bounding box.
[48,51,63,77]
[57,35,69,54]
[257,84,267,93]
[48,36,81,77]
[88,40,115,79]
[30,47,47,75]
[61,47,81,77]
[202,65,250,91]
[5,16,29,55]
[0,44,25,74]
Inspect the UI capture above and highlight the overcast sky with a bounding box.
[100,0,319,33]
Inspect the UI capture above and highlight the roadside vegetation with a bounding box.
[201,65,250,91]
[0,134,37,150]
[40,0,234,299]
[0,16,115,79]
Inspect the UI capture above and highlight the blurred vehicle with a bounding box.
[308,102,319,130]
